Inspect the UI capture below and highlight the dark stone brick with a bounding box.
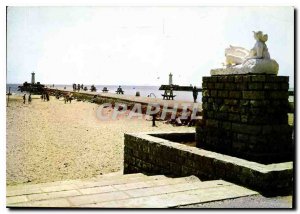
[241,115,248,123]
[229,91,242,99]
[249,107,262,115]
[207,83,215,89]
[202,82,208,89]
[215,98,224,105]
[235,75,243,83]
[262,125,273,134]
[212,103,219,111]
[210,90,218,97]
[243,75,252,82]
[203,76,210,82]
[278,76,289,82]
[266,108,276,114]
[232,123,262,135]
[221,121,232,130]
[206,103,213,111]
[240,100,250,106]
[218,76,228,82]
[207,111,214,119]
[227,76,235,82]
[281,83,289,90]
[211,76,218,82]
[232,141,247,152]
[218,76,234,83]
[236,83,248,90]
[264,83,280,90]
[251,75,266,82]
[228,113,240,122]
[272,124,292,134]
[215,112,228,120]
[218,90,228,98]
[237,133,249,141]
[229,106,240,113]
[224,83,237,90]
[266,75,289,82]
[248,82,263,90]
[269,91,289,99]
[219,105,229,112]
[243,91,265,100]
[224,99,239,106]
[206,119,219,128]
[215,83,224,89]
[202,89,210,97]
[249,100,265,107]
[262,100,271,105]
[208,98,214,103]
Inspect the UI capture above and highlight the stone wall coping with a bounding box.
[125,131,293,174]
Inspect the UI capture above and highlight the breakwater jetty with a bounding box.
[47,88,202,112]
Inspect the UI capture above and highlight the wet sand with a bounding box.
[6,95,193,185]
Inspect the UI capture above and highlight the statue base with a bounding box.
[211,59,279,76]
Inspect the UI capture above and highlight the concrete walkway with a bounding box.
[52,88,201,110]
[7,173,257,208]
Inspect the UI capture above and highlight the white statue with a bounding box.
[212,31,279,75]
[225,45,250,66]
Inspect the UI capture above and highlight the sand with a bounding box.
[6,95,193,186]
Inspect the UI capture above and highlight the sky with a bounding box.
[6,6,294,87]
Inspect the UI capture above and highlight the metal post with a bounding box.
[7,87,10,107]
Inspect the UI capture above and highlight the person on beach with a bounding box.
[192,86,198,103]
[150,106,159,127]
[28,94,32,104]
[46,92,50,101]
[23,94,26,104]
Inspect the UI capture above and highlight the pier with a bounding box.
[48,88,202,112]
[159,85,202,92]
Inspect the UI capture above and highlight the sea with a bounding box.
[6,84,200,102]
[6,84,294,103]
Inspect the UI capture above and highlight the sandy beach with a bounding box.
[6,95,193,186]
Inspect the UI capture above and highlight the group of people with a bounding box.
[41,91,50,101]
[72,83,84,91]
[149,106,198,127]
[22,93,32,104]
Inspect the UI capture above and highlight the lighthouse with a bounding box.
[169,73,173,85]
[31,72,35,84]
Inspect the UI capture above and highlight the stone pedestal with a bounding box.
[196,74,293,164]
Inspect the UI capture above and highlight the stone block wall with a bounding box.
[124,132,293,196]
[196,75,293,164]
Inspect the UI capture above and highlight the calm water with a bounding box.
[6,84,199,102]
[6,84,294,102]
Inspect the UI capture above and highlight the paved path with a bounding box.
[179,195,293,208]
[7,173,257,208]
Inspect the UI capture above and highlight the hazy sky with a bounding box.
[7,6,294,86]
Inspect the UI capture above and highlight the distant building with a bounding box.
[31,72,35,84]
[169,73,173,85]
